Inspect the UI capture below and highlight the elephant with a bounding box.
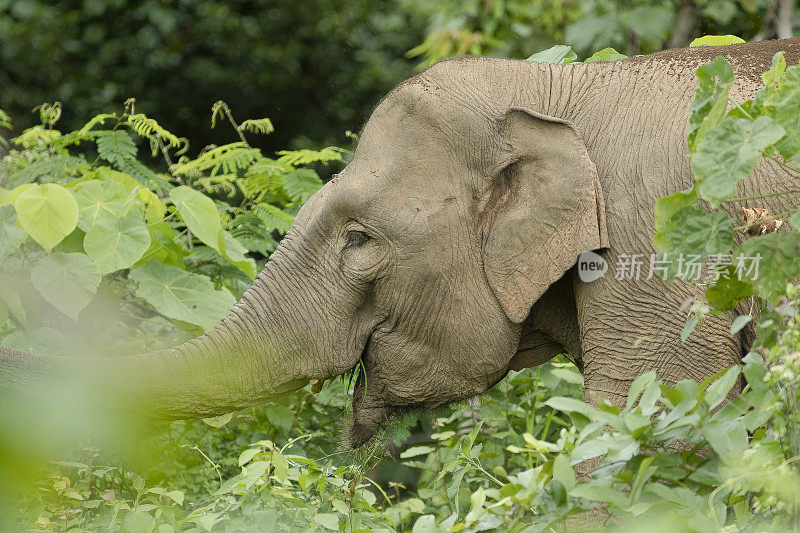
[2,38,800,449]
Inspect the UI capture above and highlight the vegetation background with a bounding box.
[0,1,799,532]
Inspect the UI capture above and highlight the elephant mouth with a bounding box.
[344,331,388,448]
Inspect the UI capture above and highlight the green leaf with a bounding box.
[222,231,256,279]
[688,57,735,151]
[730,315,752,335]
[625,370,657,410]
[254,203,294,234]
[14,183,78,251]
[526,45,576,65]
[280,168,323,202]
[169,186,223,252]
[584,47,628,62]
[84,216,151,274]
[265,403,295,433]
[705,366,741,410]
[701,419,748,463]
[681,316,699,342]
[72,179,129,232]
[202,413,233,428]
[692,115,785,207]
[30,253,101,320]
[400,446,436,459]
[764,65,800,160]
[0,206,26,260]
[705,267,754,311]
[130,261,236,330]
[734,232,800,301]
[689,35,746,47]
[313,513,339,531]
[552,454,575,491]
[653,208,733,264]
[95,130,137,162]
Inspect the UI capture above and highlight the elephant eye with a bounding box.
[345,229,371,248]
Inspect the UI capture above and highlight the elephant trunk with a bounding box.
[0,253,319,419]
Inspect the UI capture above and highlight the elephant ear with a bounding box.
[481,107,608,323]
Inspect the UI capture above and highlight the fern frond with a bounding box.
[127,113,184,150]
[113,155,170,190]
[239,118,274,136]
[173,142,260,178]
[196,176,238,197]
[276,146,346,166]
[210,100,231,129]
[240,158,289,199]
[95,130,138,161]
[8,155,86,186]
[280,168,323,202]
[76,113,117,137]
[11,126,61,149]
[254,203,294,234]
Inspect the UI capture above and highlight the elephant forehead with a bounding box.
[361,77,498,159]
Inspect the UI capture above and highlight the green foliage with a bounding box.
[0,100,344,340]
[0,1,429,152]
[654,51,800,306]
[409,0,786,66]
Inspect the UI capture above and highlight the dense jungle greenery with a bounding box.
[0,0,795,151]
[1,2,800,532]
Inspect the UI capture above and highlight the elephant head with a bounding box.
[0,58,607,447]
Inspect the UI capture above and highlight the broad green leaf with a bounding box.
[689,35,746,47]
[202,413,233,428]
[313,513,339,531]
[526,45,576,65]
[584,47,628,62]
[730,315,752,335]
[705,267,754,310]
[552,454,575,491]
[688,57,734,150]
[1,326,71,356]
[545,397,601,419]
[265,403,294,433]
[170,186,223,252]
[653,207,733,265]
[705,366,741,410]
[400,446,436,459]
[72,179,128,231]
[693,115,785,206]
[570,482,629,507]
[91,166,166,223]
[129,261,235,330]
[734,232,800,301]
[0,206,26,259]
[14,183,78,251]
[764,65,800,160]
[30,252,101,320]
[625,370,657,410]
[761,51,786,88]
[701,419,748,463]
[84,216,151,274]
[222,231,256,279]
[654,187,697,228]
[0,274,31,329]
[1,183,35,206]
[140,222,186,268]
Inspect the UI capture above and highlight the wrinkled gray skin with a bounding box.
[3,38,800,448]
